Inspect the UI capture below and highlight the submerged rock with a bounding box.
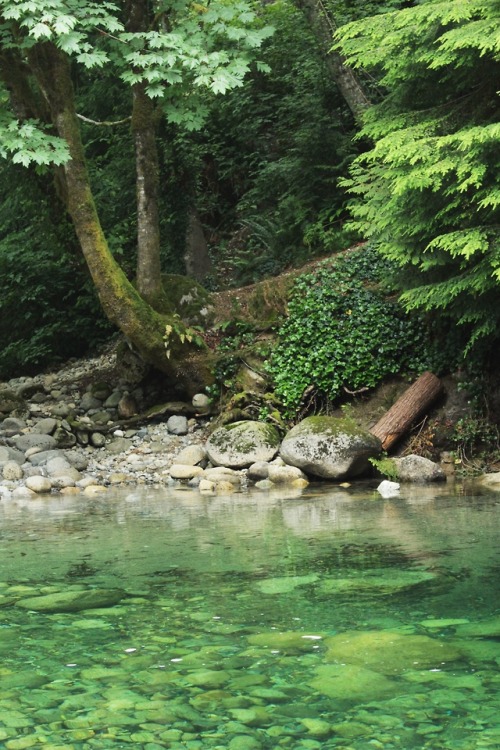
[310,663,398,702]
[324,630,463,674]
[16,588,126,613]
[247,630,323,653]
[319,569,436,596]
[279,416,381,479]
[256,574,319,594]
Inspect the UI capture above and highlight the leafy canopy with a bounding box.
[335,0,500,352]
[0,0,274,162]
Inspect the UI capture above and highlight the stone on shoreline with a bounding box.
[206,421,280,469]
[280,416,381,480]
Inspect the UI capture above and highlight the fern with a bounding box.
[336,0,500,356]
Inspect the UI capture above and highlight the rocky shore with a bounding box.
[0,349,310,500]
[2,348,498,500]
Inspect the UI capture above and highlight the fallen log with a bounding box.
[370,371,443,452]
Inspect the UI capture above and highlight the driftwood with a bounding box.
[370,371,443,452]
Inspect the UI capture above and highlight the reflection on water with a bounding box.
[0,481,499,749]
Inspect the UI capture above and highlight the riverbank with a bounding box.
[1,345,499,499]
[0,347,222,499]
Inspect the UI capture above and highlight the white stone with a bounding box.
[199,479,216,493]
[377,480,400,498]
[169,464,205,480]
[83,485,108,495]
[25,476,52,494]
[192,393,210,409]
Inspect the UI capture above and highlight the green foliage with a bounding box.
[0,162,112,377]
[335,0,500,354]
[196,1,358,283]
[0,0,274,167]
[267,247,435,414]
[452,415,500,474]
[369,456,399,481]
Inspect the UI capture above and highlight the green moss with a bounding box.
[162,274,214,326]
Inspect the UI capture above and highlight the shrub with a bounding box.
[267,246,439,415]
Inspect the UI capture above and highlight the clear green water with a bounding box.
[0,482,499,750]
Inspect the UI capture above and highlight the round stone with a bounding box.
[25,476,52,493]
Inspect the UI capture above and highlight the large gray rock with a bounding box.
[279,416,381,480]
[206,421,281,469]
[34,417,57,435]
[14,433,57,453]
[0,445,25,465]
[28,449,66,466]
[0,417,27,433]
[393,455,446,483]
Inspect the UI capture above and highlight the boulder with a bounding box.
[479,472,500,489]
[118,394,138,419]
[280,417,381,480]
[174,444,207,466]
[267,464,308,484]
[34,417,57,435]
[0,417,27,433]
[14,433,57,453]
[25,476,52,493]
[393,455,446,483]
[0,445,25,465]
[310,664,398,702]
[2,461,23,480]
[324,630,463,674]
[206,421,280,469]
[169,464,205,480]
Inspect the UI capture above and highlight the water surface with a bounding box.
[0,481,499,749]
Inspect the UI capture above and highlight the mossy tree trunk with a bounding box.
[295,0,371,122]
[128,0,173,312]
[27,42,210,393]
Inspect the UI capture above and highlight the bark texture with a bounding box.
[26,42,210,393]
[128,0,171,311]
[296,0,371,122]
[370,372,443,451]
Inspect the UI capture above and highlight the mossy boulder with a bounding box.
[205,420,280,468]
[279,416,381,480]
[309,664,399,702]
[324,630,463,675]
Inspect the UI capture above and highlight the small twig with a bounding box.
[343,385,369,396]
[76,113,131,127]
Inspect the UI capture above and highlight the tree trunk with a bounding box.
[127,0,172,312]
[295,0,371,122]
[132,82,172,311]
[370,371,443,451]
[184,208,212,281]
[27,42,211,393]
